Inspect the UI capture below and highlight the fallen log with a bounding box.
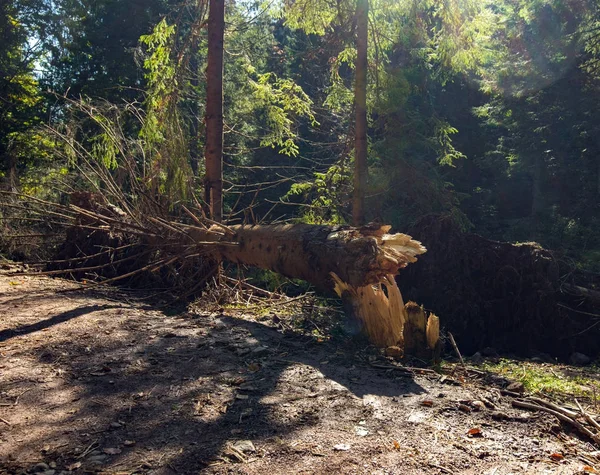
[191,223,426,290]
[189,223,428,349]
[8,191,433,351]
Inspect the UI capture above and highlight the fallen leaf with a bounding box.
[467,427,483,437]
[247,363,260,372]
[550,452,564,461]
[583,466,598,474]
[421,400,434,407]
[385,346,403,358]
[103,447,122,455]
[458,404,472,413]
[393,440,401,450]
[66,461,82,471]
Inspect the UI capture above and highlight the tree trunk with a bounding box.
[8,151,18,192]
[205,0,224,222]
[192,223,425,290]
[190,223,426,348]
[352,0,368,226]
[189,47,200,177]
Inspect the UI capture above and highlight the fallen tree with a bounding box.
[4,191,439,355]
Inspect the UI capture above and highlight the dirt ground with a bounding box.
[1,270,599,475]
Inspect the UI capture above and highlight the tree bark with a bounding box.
[353,0,368,227]
[205,0,224,222]
[189,46,200,177]
[191,223,425,291]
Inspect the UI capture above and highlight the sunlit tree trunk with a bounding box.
[189,48,200,177]
[352,0,368,226]
[205,0,224,222]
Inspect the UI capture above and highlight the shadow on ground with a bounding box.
[0,290,426,474]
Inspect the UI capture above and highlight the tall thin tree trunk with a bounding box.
[189,46,200,177]
[8,152,18,192]
[205,0,224,222]
[352,0,368,227]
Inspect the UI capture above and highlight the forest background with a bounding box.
[2,0,600,275]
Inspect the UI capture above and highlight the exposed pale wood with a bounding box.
[404,302,427,356]
[426,314,440,350]
[332,274,406,348]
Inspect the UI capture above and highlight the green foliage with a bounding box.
[284,164,351,224]
[249,71,318,156]
[483,359,600,397]
[139,18,192,201]
[432,119,466,167]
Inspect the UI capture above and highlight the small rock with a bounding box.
[49,462,57,469]
[110,421,123,428]
[251,346,270,356]
[123,440,136,447]
[458,404,472,413]
[87,455,108,465]
[385,346,403,358]
[470,352,484,365]
[482,347,498,357]
[232,440,255,453]
[31,463,50,473]
[39,471,55,475]
[236,394,249,400]
[355,427,369,437]
[471,400,485,411]
[102,447,121,455]
[506,381,525,393]
[570,352,591,366]
[531,352,554,363]
[333,444,351,451]
[491,411,510,421]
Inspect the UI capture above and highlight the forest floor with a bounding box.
[1,268,600,475]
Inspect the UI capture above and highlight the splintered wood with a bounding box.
[329,230,439,359]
